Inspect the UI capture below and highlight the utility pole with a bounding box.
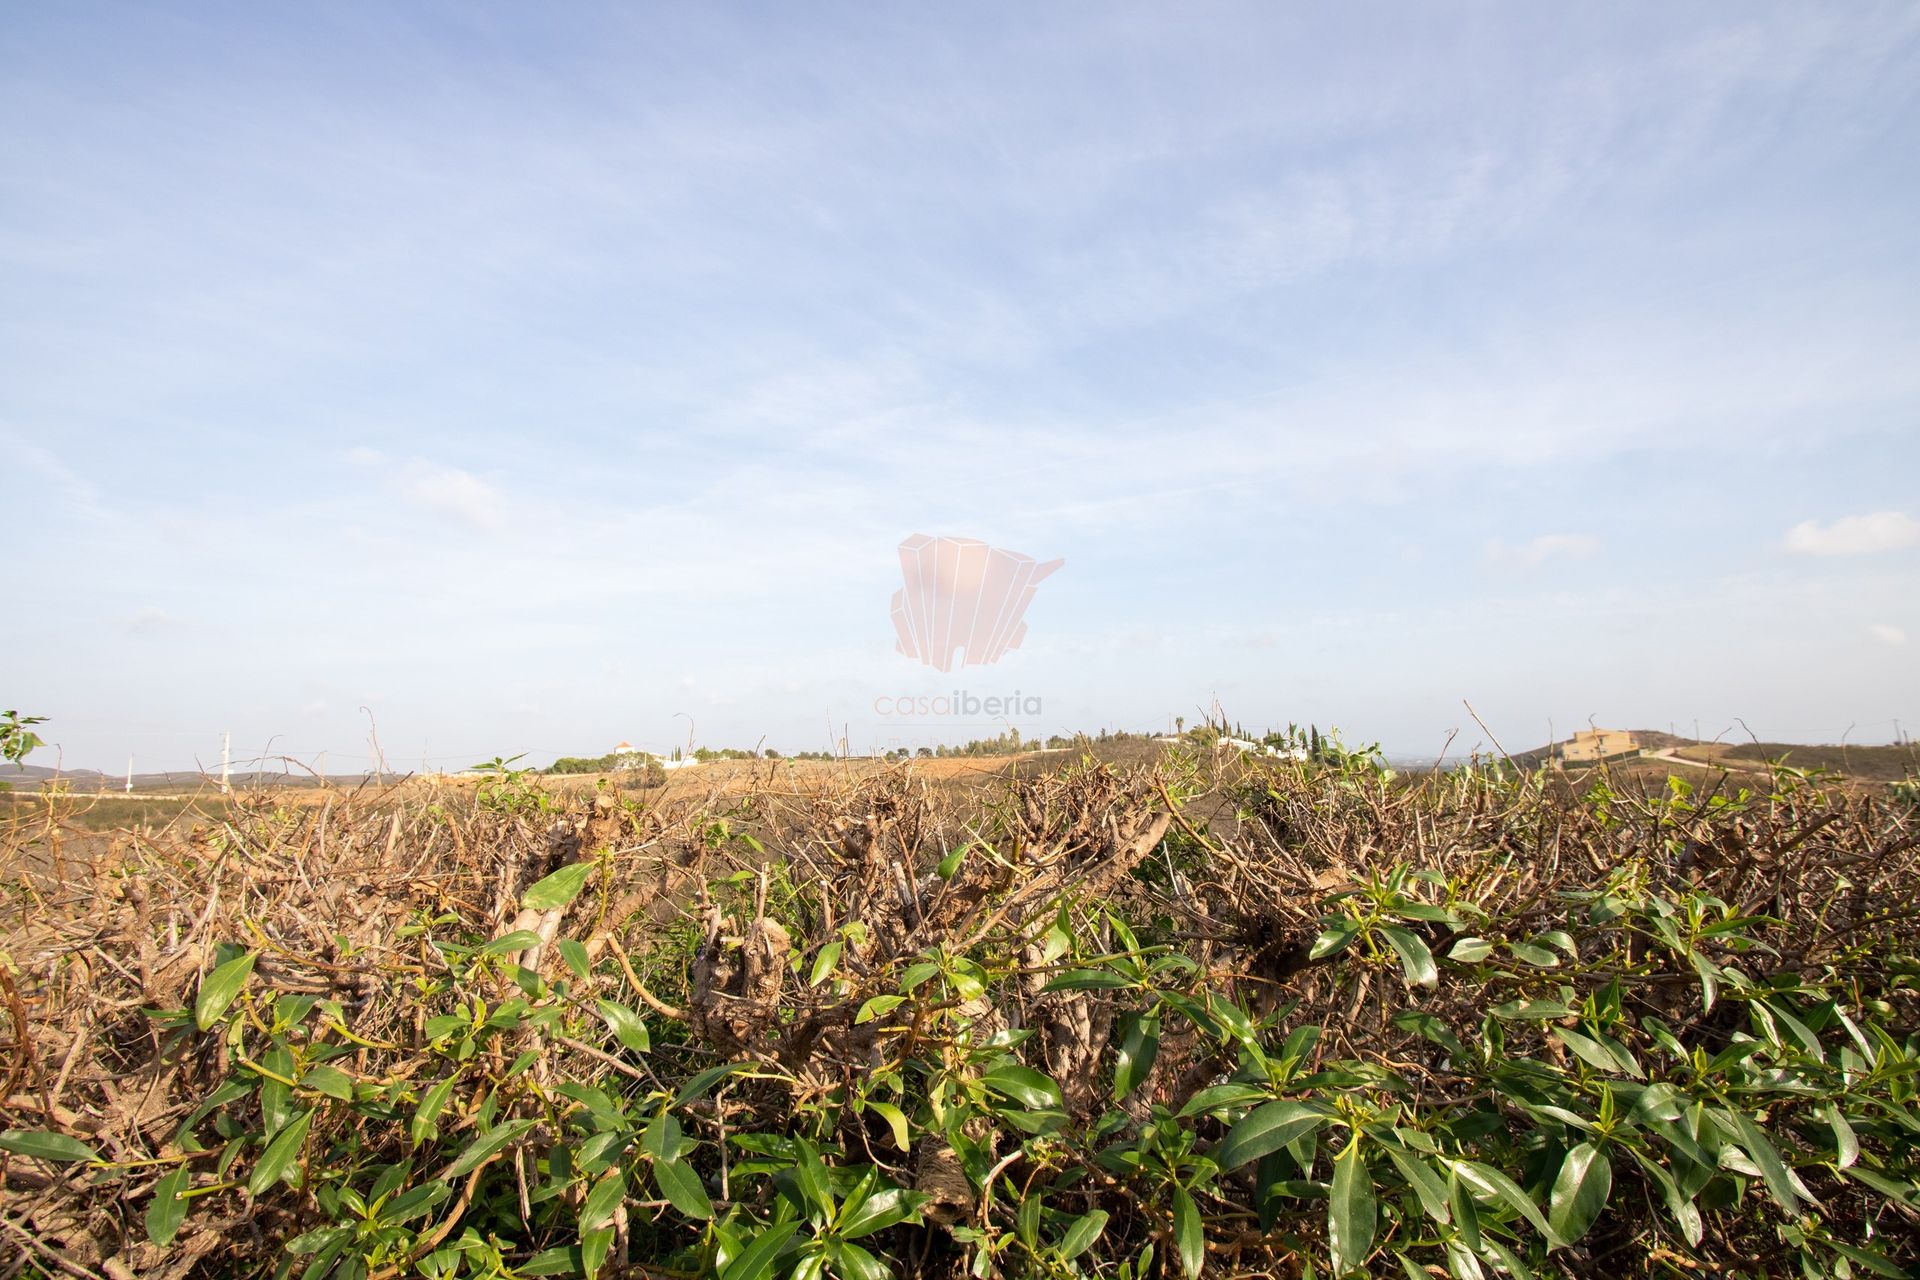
[221,731,231,793]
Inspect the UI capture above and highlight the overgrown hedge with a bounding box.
[1,752,1916,1278]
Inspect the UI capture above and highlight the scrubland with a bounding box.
[1,746,1916,1279]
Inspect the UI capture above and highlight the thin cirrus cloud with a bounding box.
[119,607,171,636]
[2,6,1916,769]
[1783,512,1920,557]
[1871,624,1909,647]
[1485,534,1600,568]
[347,448,506,530]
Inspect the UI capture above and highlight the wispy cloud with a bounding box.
[119,607,171,635]
[1784,512,1920,557]
[5,436,108,519]
[1871,624,1908,647]
[1485,534,1600,568]
[5,5,1917,767]
[408,466,505,530]
[348,449,507,530]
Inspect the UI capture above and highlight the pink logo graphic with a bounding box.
[891,534,1064,672]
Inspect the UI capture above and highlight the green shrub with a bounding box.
[4,753,1915,1278]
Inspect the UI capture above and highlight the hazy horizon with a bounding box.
[7,4,1918,772]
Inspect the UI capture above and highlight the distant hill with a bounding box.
[1686,740,1918,783]
[0,762,103,782]
[1513,730,1917,784]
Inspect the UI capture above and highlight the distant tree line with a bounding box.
[544,752,667,786]
[543,722,1377,773]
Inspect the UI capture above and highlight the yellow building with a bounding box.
[1555,729,1641,764]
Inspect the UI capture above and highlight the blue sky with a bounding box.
[5,3,1918,772]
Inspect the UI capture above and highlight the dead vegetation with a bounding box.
[1,750,1917,1278]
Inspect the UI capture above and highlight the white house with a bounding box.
[613,741,700,770]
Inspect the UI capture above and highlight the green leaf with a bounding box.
[410,1075,458,1145]
[581,1225,615,1280]
[1329,1136,1378,1277]
[720,1220,799,1280]
[441,1117,535,1180]
[301,1065,354,1101]
[1172,1184,1204,1280]
[809,941,843,986]
[1443,1242,1485,1280]
[382,1180,451,1224]
[982,1063,1064,1111]
[1842,1163,1918,1205]
[1179,1083,1273,1118]
[936,845,967,879]
[793,1139,836,1221]
[248,1107,314,1195]
[1828,1103,1859,1169]
[1113,1010,1161,1100]
[523,860,595,910]
[673,1061,750,1107]
[596,999,652,1053]
[1310,921,1361,961]
[1448,937,1496,963]
[1039,920,1072,964]
[1380,925,1437,989]
[520,1247,588,1277]
[1490,998,1575,1021]
[1041,969,1132,992]
[580,1169,625,1231]
[642,1109,682,1161]
[865,1100,911,1152]
[1448,1170,1482,1253]
[0,1129,98,1163]
[1555,1027,1638,1078]
[1504,941,1559,968]
[1383,1147,1450,1226]
[1393,1010,1467,1060]
[1629,1150,1702,1247]
[194,951,258,1030]
[557,939,592,982]
[1721,1108,1801,1213]
[284,1224,352,1257]
[1204,993,1258,1046]
[1688,951,1719,1013]
[830,1241,891,1280]
[145,1165,190,1246]
[855,995,907,1024]
[1538,929,1578,957]
[1547,1142,1611,1244]
[1630,1082,1688,1125]
[653,1156,714,1219]
[476,930,542,957]
[1826,1241,1913,1278]
[839,1185,920,1238]
[1059,1208,1109,1260]
[1452,1159,1558,1246]
[1217,1102,1329,1171]
[259,1044,294,1133]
